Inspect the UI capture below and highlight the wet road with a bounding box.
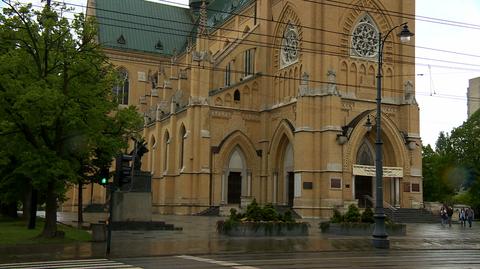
[1,212,479,266]
[119,250,480,269]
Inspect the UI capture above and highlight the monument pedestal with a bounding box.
[112,192,152,222]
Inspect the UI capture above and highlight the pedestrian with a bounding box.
[440,206,448,226]
[447,205,454,227]
[466,208,474,228]
[459,208,466,227]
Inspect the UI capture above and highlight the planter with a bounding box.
[217,221,309,236]
[320,222,406,236]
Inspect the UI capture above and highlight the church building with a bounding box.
[70,0,422,218]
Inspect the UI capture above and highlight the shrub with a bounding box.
[361,207,374,223]
[344,204,361,223]
[245,199,262,221]
[261,204,279,221]
[330,208,344,223]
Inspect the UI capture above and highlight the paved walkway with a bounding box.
[0,212,478,263]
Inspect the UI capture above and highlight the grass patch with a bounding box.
[0,217,91,245]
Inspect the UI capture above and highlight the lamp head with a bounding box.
[398,24,414,43]
[364,115,373,132]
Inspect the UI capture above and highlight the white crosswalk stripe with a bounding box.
[0,258,143,269]
[177,255,260,269]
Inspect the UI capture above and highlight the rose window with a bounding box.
[281,23,299,68]
[351,16,379,58]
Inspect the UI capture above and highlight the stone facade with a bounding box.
[468,77,480,117]
[65,0,422,218]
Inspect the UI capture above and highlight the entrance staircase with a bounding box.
[385,207,438,223]
[193,206,220,216]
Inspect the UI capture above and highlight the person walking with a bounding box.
[440,206,448,226]
[459,208,466,227]
[447,205,454,227]
[466,208,474,228]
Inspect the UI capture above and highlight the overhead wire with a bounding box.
[31,1,480,73]
[7,0,477,102]
[54,0,480,61]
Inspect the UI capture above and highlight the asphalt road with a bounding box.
[117,250,480,269]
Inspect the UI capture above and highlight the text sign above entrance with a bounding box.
[353,164,403,177]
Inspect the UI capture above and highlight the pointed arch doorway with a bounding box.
[224,147,247,205]
[354,141,374,208]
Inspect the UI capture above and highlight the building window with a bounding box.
[113,69,129,105]
[411,183,420,193]
[351,14,379,58]
[233,90,240,102]
[280,22,299,68]
[225,62,232,87]
[179,125,186,169]
[330,178,342,189]
[163,131,170,172]
[243,48,255,77]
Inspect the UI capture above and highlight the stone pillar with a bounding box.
[273,172,278,204]
[221,170,226,205]
[395,178,400,207]
[247,171,252,197]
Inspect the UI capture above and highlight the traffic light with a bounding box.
[115,154,133,187]
[99,167,109,186]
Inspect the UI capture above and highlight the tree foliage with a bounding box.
[423,110,480,212]
[0,2,142,237]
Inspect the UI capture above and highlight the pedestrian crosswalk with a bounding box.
[0,258,142,269]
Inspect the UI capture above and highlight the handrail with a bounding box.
[363,195,397,211]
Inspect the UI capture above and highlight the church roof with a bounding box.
[95,0,193,55]
[94,0,254,56]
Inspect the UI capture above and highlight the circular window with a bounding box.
[352,22,379,58]
[281,23,299,67]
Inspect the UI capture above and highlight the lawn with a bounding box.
[0,217,91,245]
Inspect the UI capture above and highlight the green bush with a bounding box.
[361,207,374,223]
[330,208,344,223]
[344,204,361,223]
[225,199,295,223]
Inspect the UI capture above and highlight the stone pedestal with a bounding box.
[112,192,152,222]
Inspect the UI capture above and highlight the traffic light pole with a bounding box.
[106,183,114,255]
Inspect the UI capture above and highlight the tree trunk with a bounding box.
[23,185,31,220]
[41,181,58,238]
[77,182,83,228]
[28,188,38,229]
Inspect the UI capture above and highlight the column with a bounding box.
[395,178,400,207]
[273,172,278,204]
[247,171,252,197]
[221,170,226,205]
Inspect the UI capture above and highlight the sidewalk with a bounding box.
[1,212,479,263]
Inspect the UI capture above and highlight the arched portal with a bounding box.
[355,140,374,208]
[225,147,247,204]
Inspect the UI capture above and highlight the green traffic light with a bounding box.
[101,178,107,185]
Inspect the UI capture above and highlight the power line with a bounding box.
[6,1,476,101]
[36,2,480,72]
[105,53,476,102]
[54,0,480,62]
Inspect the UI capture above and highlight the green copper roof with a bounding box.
[95,0,194,55]
[207,0,253,29]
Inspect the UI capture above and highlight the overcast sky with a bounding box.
[2,0,479,147]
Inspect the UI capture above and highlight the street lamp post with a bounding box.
[372,23,414,249]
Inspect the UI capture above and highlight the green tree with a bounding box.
[0,2,141,237]
[422,144,455,202]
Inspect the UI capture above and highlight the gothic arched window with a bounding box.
[179,125,186,169]
[113,68,129,105]
[351,14,379,59]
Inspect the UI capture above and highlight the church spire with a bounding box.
[198,0,207,36]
